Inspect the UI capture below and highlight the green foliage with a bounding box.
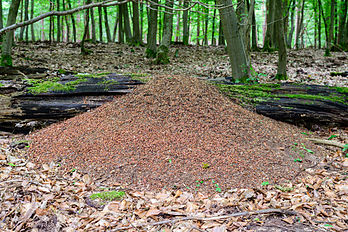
[275,74,288,81]
[90,191,125,201]
[0,82,4,87]
[145,48,157,58]
[261,181,270,186]
[1,54,13,67]
[202,163,210,169]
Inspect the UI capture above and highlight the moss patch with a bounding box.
[1,54,13,67]
[26,77,87,94]
[215,83,348,105]
[89,191,125,202]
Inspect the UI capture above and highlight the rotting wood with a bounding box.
[212,79,348,129]
[0,73,144,133]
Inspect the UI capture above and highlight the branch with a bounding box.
[307,138,346,149]
[0,0,131,35]
[111,209,296,231]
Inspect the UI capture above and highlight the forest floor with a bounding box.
[0,43,347,231]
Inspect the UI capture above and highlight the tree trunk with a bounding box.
[132,0,141,44]
[57,0,61,42]
[145,0,158,58]
[218,19,225,45]
[175,10,181,42]
[295,0,305,49]
[196,10,200,45]
[204,7,209,45]
[251,3,258,50]
[103,7,112,43]
[97,5,103,42]
[30,0,35,41]
[263,0,276,50]
[318,0,321,48]
[211,0,217,45]
[67,0,76,42]
[63,0,70,42]
[112,17,118,42]
[90,2,96,43]
[155,0,173,64]
[1,0,21,67]
[81,0,92,54]
[122,3,132,43]
[118,5,124,43]
[19,0,24,41]
[218,0,251,81]
[182,0,189,45]
[0,0,3,31]
[275,0,287,80]
[327,0,336,53]
[337,0,347,49]
[287,0,295,48]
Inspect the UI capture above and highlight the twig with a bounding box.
[111,209,296,231]
[306,138,346,149]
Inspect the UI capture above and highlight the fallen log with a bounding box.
[213,80,348,129]
[0,73,144,133]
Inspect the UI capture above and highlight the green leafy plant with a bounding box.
[261,181,270,186]
[294,158,302,162]
[327,135,338,140]
[8,163,16,167]
[215,183,222,193]
[275,185,294,192]
[202,163,210,169]
[89,191,125,201]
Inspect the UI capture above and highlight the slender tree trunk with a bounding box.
[287,0,295,48]
[19,0,24,41]
[275,0,287,79]
[90,2,96,43]
[98,4,103,42]
[196,9,200,45]
[57,0,61,42]
[337,0,347,48]
[211,0,217,45]
[295,0,305,49]
[41,19,44,41]
[63,0,70,42]
[251,2,258,50]
[182,0,189,45]
[122,3,132,42]
[218,19,225,45]
[156,0,173,64]
[132,0,141,44]
[112,18,118,42]
[81,0,91,54]
[118,4,124,43]
[318,0,321,48]
[327,0,336,52]
[175,9,181,42]
[1,0,21,67]
[218,0,251,81]
[318,0,329,51]
[30,0,35,41]
[23,0,29,42]
[204,7,209,45]
[103,7,112,42]
[140,2,143,40]
[145,0,158,58]
[0,0,4,41]
[67,0,76,42]
[264,0,276,50]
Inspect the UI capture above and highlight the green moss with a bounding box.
[129,73,151,83]
[214,83,347,106]
[58,69,67,74]
[1,54,13,67]
[0,82,3,87]
[275,74,288,80]
[330,86,348,94]
[26,77,87,94]
[89,191,125,201]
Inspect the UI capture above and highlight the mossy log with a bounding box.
[0,73,144,133]
[214,80,348,129]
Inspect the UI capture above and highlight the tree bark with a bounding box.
[103,6,112,42]
[81,0,92,54]
[182,0,189,45]
[90,1,96,43]
[295,0,305,49]
[275,0,287,80]
[218,19,224,45]
[63,0,70,42]
[30,0,35,41]
[122,3,132,42]
[67,0,76,42]
[19,0,24,41]
[155,0,173,64]
[204,7,209,45]
[218,0,251,81]
[1,0,21,67]
[251,2,258,50]
[327,0,336,53]
[57,0,61,42]
[145,0,158,58]
[118,4,124,43]
[132,0,141,44]
[196,9,200,45]
[211,0,217,45]
[337,0,347,49]
[98,4,103,42]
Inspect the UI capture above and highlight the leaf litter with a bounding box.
[1,42,347,230]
